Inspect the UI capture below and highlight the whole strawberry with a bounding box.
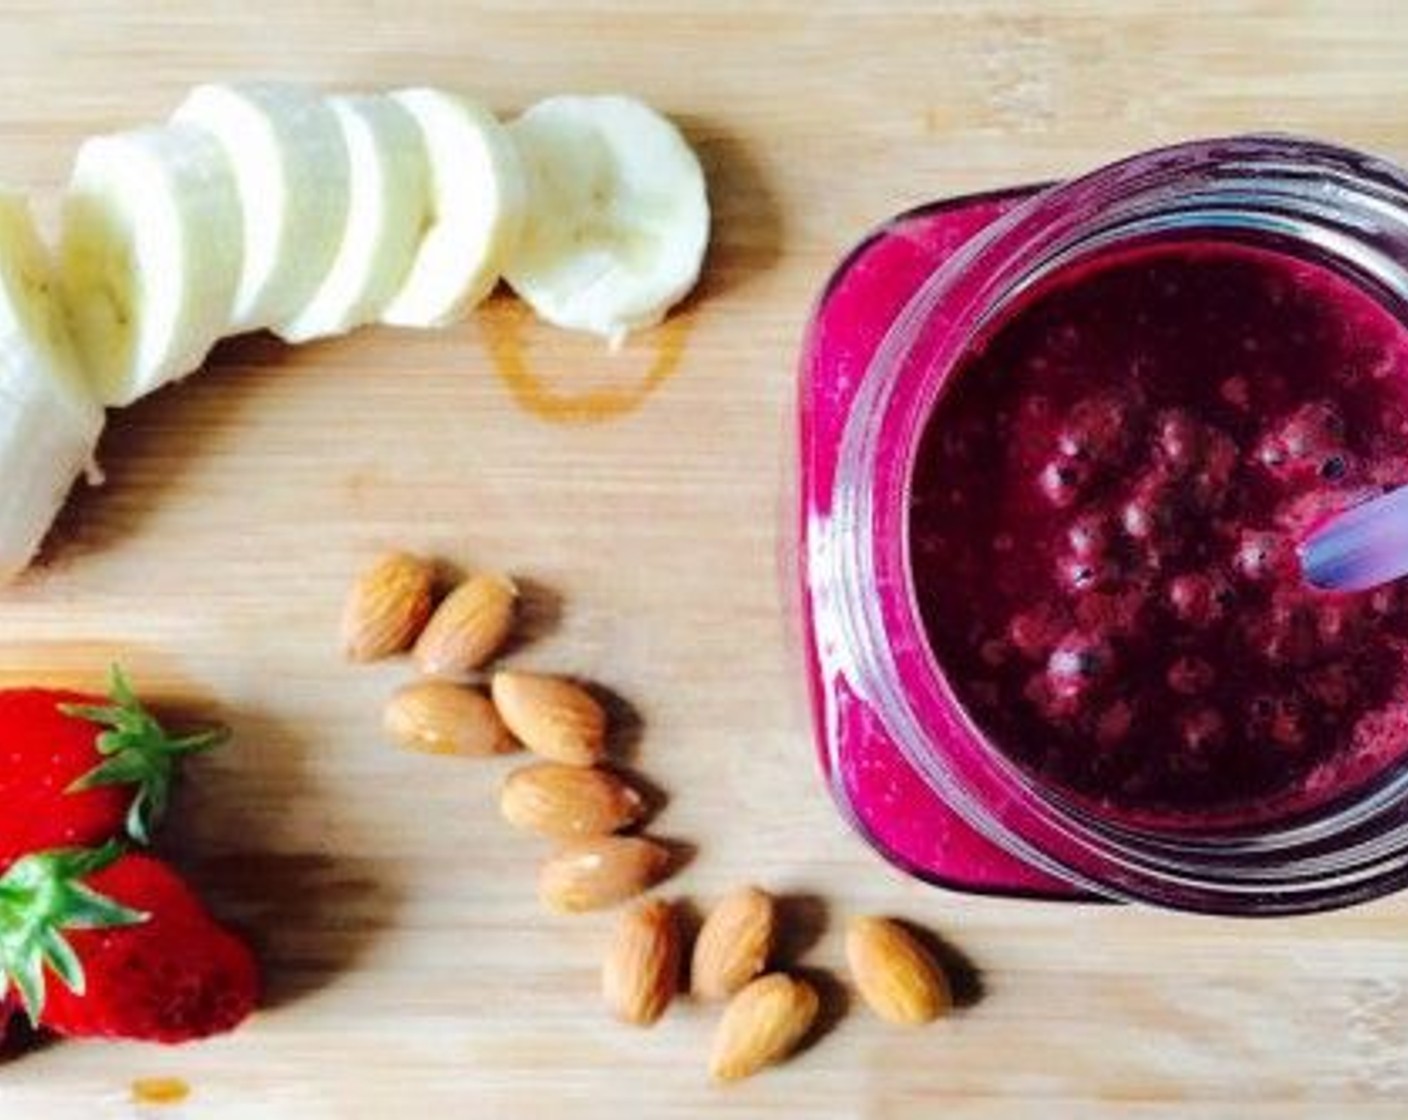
[0,668,225,867]
[0,845,258,1043]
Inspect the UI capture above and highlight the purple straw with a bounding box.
[1300,484,1408,592]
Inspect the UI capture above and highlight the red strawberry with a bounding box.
[0,668,225,866]
[0,845,257,1043]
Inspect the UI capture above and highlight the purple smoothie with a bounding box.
[910,241,1408,826]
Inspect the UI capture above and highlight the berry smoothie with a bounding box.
[910,241,1408,827]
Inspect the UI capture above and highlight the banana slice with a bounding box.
[0,191,104,581]
[172,81,350,333]
[504,94,709,345]
[59,123,243,406]
[273,94,428,344]
[378,88,525,328]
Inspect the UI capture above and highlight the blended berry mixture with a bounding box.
[910,241,1408,823]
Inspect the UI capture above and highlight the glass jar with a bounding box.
[797,136,1408,915]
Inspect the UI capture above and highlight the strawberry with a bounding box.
[0,668,225,866]
[0,845,257,1043]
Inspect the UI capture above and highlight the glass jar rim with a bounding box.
[828,134,1408,914]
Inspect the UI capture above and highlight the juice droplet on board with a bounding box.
[131,1077,191,1105]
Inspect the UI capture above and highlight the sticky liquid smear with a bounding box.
[479,299,689,424]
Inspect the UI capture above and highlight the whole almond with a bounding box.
[383,680,517,757]
[691,886,777,1000]
[501,763,645,839]
[413,572,517,676]
[709,973,819,1083]
[845,915,951,1026]
[602,898,681,1026]
[538,836,671,913]
[491,671,606,766]
[341,551,435,662]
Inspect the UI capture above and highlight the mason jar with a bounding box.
[797,136,1408,915]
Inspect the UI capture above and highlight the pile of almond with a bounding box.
[340,551,963,1083]
[604,886,954,1081]
[341,550,675,906]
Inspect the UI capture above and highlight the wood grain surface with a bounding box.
[3,2,1408,1116]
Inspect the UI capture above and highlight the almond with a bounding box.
[383,680,517,757]
[845,915,951,1026]
[413,572,517,676]
[341,551,435,662]
[709,973,819,1083]
[491,671,606,766]
[500,763,645,839]
[602,898,681,1026]
[691,886,777,1000]
[538,836,671,913]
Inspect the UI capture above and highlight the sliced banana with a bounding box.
[504,94,709,345]
[59,123,243,406]
[378,88,525,328]
[172,81,350,333]
[273,94,428,344]
[0,191,104,581]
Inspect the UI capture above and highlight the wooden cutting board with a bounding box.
[5,3,1408,1116]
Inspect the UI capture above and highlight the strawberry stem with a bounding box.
[0,843,146,1023]
[60,666,229,845]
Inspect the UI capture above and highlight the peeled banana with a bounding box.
[504,94,709,345]
[59,123,243,406]
[0,191,104,580]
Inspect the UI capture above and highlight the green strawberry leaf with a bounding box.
[0,843,147,1023]
[38,925,83,994]
[61,665,229,845]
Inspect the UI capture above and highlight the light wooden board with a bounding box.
[4,2,1408,1116]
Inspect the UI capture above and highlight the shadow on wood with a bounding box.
[164,703,402,1012]
[899,918,985,1010]
[792,964,849,1062]
[39,331,295,575]
[586,680,646,768]
[498,574,564,657]
[0,1014,58,1065]
[774,890,830,965]
[658,836,699,886]
[671,895,705,993]
[675,115,785,306]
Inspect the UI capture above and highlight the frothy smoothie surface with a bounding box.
[910,241,1408,824]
